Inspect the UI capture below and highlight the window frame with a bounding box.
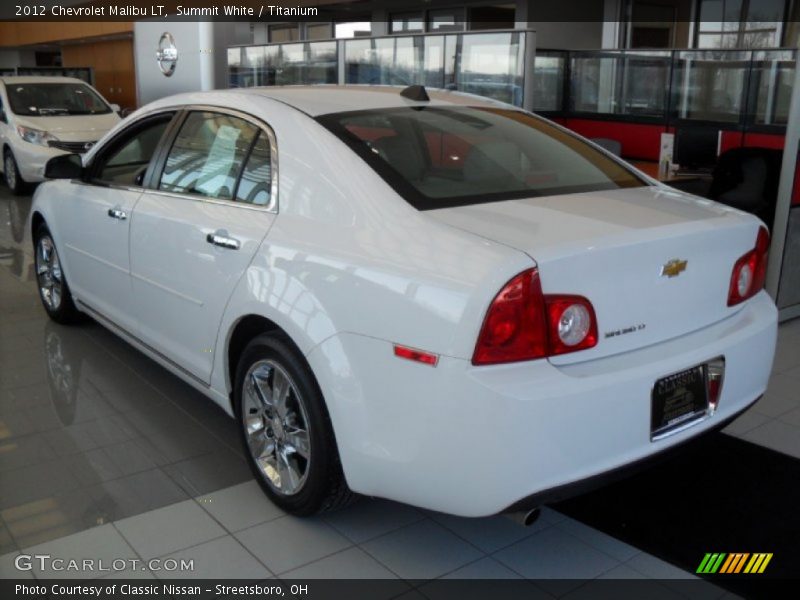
[86,109,180,190]
[147,105,279,214]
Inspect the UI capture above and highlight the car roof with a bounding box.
[144,85,514,117]
[0,76,89,85]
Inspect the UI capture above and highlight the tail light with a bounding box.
[727,227,769,306]
[472,268,598,366]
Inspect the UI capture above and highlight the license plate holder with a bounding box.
[651,364,709,441]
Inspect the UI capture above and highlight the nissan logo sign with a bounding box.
[156,32,178,77]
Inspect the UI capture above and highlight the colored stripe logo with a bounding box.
[697,553,773,574]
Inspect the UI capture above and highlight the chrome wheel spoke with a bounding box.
[284,425,310,460]
[35,236,63,311]
[271,368,291,419]
[249,368,275,417]
[248,433,275,461]
[241,359,311,496]
[276,448,301,491]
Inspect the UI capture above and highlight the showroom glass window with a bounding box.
[696,0,786,48]
[159,112,259,200]
[320,107,644,210]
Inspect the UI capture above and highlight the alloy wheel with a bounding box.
[242,359,311,496]
[35,235,63,311]
[4,155,16,190]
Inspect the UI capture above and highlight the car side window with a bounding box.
[159,111,258,200]
[94,114,173,186]
[234,132,272,205]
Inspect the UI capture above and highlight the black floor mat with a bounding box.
[553,432,799,595]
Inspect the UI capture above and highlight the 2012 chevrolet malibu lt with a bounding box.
[29,86,778,517]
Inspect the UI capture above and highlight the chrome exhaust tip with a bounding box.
[506,507,541,527]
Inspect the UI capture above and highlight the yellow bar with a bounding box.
[719,554,736,574]
[744,554,760,574]
[734,553,750,573]
[758,554,773,573]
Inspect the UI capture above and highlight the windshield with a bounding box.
[6,83,111,116]
[318,107,646,210]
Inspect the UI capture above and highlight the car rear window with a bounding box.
[318,107,646,210]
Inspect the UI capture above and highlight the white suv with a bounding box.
[0,76,120,194]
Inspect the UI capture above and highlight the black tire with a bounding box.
[4,149,29,196]
[234,333,355,515]
[33,223,82,324]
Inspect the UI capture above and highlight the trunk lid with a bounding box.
[429,186,761,364]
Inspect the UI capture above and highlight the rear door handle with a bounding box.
[107,207,127,220]
[206,229,241,250]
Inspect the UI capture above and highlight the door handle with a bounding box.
[107,207,127,220]
[206,230,241,250]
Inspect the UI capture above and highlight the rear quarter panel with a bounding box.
[210,98,532,397]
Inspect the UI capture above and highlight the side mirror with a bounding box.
[45,154,83,179]
[109,103,121,114]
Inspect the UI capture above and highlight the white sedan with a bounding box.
[0,76,120,194]
[29,86,777,518]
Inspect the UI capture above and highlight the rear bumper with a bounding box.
[308,291,777,517]
[503,395,759,513]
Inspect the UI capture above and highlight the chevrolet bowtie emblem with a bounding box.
[661,259,688,278]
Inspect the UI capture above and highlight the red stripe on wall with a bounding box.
[719,130,743,155]
[743,132,786,150]
[564,119,666,161]
[792,150,800,206]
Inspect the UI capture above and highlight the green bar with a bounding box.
[710,553,727,574]
[696,553,713,573]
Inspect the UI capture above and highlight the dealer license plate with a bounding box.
[651,364,709,441]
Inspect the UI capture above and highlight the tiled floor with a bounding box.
[1,186,799,592]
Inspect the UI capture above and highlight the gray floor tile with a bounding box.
[597,563,647,579]
[282,546,398,579]
[555,516,640,561]
[163,449,251,497]
[196,481,284,532]
[0,433,57,472]
[742,419,800,458]
[323,498,424,544]
[361,520,482,580]
[778,406,800,427]
[538,507,568,524]
[429,512,545,554]
[441,557,523,579]
[626,552,696,579]
[115,499,226,559]
[493,526,619,593]
[235,516,351,574]
[23,523,138,579]
[0,522,16,555]
[0,458,81,509]
[750,374,800,417]
[722,408,772,437]
[88,468,189,522]
[157,535,271,580]
[2,488,104,549]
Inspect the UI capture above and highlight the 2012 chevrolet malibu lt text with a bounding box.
[28,85,778,517]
